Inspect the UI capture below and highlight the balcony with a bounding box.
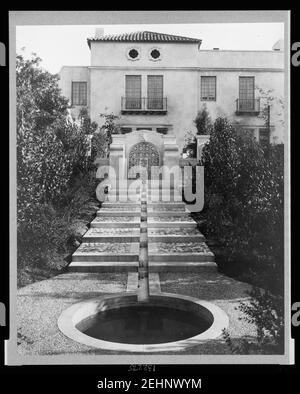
[121,97,167,115]
[235,98,260,115]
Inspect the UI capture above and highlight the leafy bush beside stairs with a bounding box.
[16,52,108,287]
[199,117,284,294]
[223,287,284,354]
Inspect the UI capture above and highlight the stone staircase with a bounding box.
[68,186,217,273]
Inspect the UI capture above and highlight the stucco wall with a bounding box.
[90,41,200,68]
[58,42,285,150]
[58,66,90,118]
[197,70,284,143]
[197,50,283,69]
[89,67,198,151]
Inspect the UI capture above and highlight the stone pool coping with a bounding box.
[57,292,229,353]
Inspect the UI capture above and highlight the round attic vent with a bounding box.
[128,48,139,60]
[149,48,162,61]
[151,49,160,59]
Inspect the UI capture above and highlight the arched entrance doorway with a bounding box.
[128,141,160,179]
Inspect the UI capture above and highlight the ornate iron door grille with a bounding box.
[128,142,160,179]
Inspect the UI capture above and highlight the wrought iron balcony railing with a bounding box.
[121,97,167,113]
[236,98,260,115]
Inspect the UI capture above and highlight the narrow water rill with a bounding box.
[137,180,150,302]
[58,181,229,352]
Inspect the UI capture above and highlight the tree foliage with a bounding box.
[183,130,197,158]
[16,51,101,277]
[183,105,213,158]
[16,52,68,133]
[194,104,213,135]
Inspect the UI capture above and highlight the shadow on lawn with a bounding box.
[18,291,120,300]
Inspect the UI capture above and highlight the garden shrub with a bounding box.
[91,129,110,161]
[194,104,213,135]
[182,106,213,158]
[223,286,284,354]
[17,127,73,224]
[16,51,106,286]
[201,117,284,293]
[182,130,197,158]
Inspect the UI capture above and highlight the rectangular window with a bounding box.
[239,77,255,110]
[72,82,87,106]
[136,127,152,131]
[259,128,270,146]
[147,75,163,109]
[201,76,216,101]
[125,75,141,109]
[120,127,132,134]
[156,127,168,134]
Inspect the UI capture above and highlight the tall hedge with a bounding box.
[201,117,284,290]
[16,52,103,274]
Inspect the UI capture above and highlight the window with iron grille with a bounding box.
[201,76,216,101]
[239,77,255,110]
[147,75,163,109]
[125,75,141,109]
[72,82,87,106]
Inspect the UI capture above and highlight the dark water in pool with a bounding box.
[76,305,212,344]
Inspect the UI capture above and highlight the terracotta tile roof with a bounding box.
[87,31,201,47]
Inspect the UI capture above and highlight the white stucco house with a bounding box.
[58,29,284,180]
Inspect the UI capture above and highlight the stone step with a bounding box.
[108,188,141,193]
[147,192,178,196]
[148,234,204,242]
[107,192,141,196]
[148,227,205,242]
[97,210,140,217]
[109,186,175,191]
[72,242,139,262]
[126,272,139,291]
[148,242,214,262]
[102,202,140,208]
[149,253,214,262]
[106,193,141,202]
[147,217,197,228]
[82,228,140,243]
[67,261,217,273]
[147,198,183,203]
[90,217,140,228]
[147,190,180,194]
[147,208,189,217]
[98,207,188,216]
[148,202,186,209]
[82,233,204,244]
[148,261,217,273]
[68,262,138,273]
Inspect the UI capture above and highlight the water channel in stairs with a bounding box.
[74,182,216,346]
